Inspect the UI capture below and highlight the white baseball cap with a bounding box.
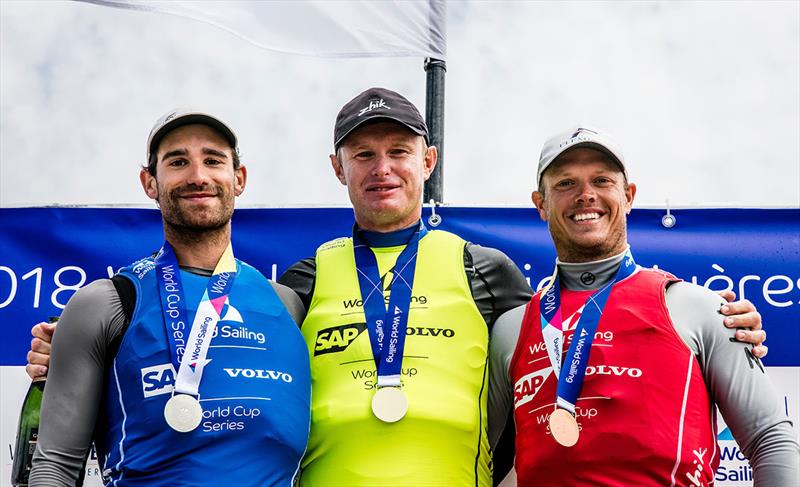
[147,108,238,161]
[537,125,627,187]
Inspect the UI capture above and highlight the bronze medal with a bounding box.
[549,407,579,447]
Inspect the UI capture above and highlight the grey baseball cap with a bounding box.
[333,87,429,149]
[537,125,627,187]
[147,108,238,160]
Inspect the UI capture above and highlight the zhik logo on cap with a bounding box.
[358,99,390,117]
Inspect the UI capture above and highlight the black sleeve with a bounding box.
[492,413,517,486]
[278,257,316,313]
[269,280,307,326]
[465,243,533,329]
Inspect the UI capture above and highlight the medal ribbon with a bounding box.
[155,242,238,397]
[352,222,427,388]
[540,248,637,414]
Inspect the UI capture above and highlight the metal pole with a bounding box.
[424,57,446,204]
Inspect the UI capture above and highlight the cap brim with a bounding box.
[149,114,237,158]
[334,115,428,149]
[538,141,627,186]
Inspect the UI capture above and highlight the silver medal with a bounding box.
[164,394,203,433]
[371,387,408,423]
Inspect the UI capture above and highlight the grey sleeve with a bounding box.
[30,279,126,486]
[666,282,800,486]
[488,304,526,449]
[269,280,307,326]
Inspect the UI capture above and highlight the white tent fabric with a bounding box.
[81,0,447,59]
[1,2,797,208]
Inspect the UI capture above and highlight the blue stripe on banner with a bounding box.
[0,207,797,366]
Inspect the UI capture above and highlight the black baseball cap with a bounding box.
[333,87,429,149]
[147,108,238,161]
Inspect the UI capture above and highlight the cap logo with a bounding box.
[570,127,596,138]
[358,99,390,117]
[560,128,598,149]
[164,112,178,123]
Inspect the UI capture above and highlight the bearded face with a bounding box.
[142,124,245,236]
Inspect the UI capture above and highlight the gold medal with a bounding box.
[371,387,408,423]
[164,394,202,433]
[549,407,579,447]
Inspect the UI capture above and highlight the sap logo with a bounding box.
[513,367,553,409]
[223,368,293,383]
[141,363,176,398]
[585,365,642,378]
[314,323,368,356]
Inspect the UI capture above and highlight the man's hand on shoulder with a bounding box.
[26,321,56,379]
[717,290,766,359]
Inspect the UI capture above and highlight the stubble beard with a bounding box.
[550,219,628,264]
[159,184,234,245]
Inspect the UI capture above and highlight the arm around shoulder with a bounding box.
[30,279,126,486]
[666,282,799,485]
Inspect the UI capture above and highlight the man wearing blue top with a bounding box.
[29,109,311,486]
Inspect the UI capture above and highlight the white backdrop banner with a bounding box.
[79,0,447,59]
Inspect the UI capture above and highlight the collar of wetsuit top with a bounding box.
[556,247,629,291]
[356,221,420,248]
[181,265,213,277]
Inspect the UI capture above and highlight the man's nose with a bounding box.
[575,180,596,203]
[186,161,211,186]
[371,154,392,176]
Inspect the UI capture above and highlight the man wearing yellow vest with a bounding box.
[277,87,533,486]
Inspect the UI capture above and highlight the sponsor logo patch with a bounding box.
[140,363,175,397]
[314,323,368,356]
[514,367,553,409]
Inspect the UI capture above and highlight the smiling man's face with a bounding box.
[532,147,636,263]
[141,123,245,233]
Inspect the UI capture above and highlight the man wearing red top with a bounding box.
[488,126,799,486]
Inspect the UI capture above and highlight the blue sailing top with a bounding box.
[95,256,310,486]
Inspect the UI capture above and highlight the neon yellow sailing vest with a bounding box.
[299,230,491,487]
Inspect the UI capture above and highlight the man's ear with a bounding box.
[234,165,247,196]
[624,182,637,214]
[140,168,158,201]
[422,145,438,181]
[532,190,548,221]
[330,153,347,186]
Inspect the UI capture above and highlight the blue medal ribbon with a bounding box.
[540,249,638,413]
[154,242,238,394]
[352,222,427,387]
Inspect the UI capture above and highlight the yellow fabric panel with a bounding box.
[299,230,491,486]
